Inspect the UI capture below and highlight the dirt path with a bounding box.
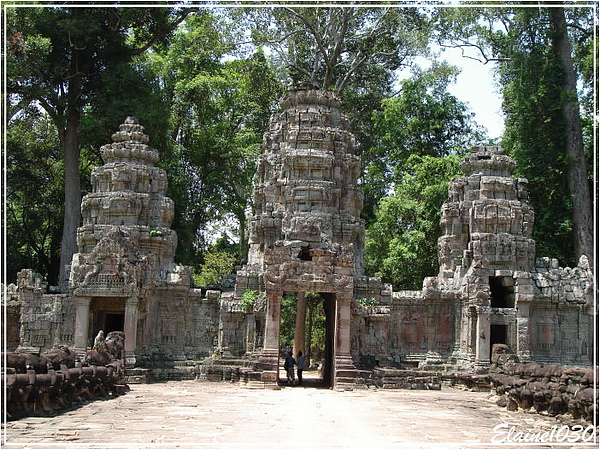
[2,381,596,449]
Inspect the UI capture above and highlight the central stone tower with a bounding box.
[235,87,368,385]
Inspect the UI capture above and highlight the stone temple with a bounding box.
[3,88,595,388]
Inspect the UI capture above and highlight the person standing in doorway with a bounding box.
[296,351,306,386]
[284,351,296,385]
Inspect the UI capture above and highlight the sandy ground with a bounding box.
[2,379,597,450]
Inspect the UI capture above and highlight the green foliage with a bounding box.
[278,292,327,359]
[240,290,258,312]
[362,62,486,222]
[145,13,284,263]
[193,249,237,287]
[79,58,171,167]
[5,6,192,284]
[365,154,463,290]
[5,110,63,283]
[305,293,327,360]
[357,297,377,307]
[362,61,483,289]
[501,42,574,263]
[279,292,298,348]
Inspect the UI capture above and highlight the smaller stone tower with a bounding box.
[438,145,535,277]
[434,146,537,368]
[70,117,190,366]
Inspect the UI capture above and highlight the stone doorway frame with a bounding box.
[279,291,336,387]
[257,281,354,388]
[73,294,139,366]
[89,297,126,341]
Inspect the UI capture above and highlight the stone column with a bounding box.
[124,297,139,367]
[454,300,469,360]
[73,296,92,354]
[474,305,491,369]
[335,295,352,356]
[293,292,307,356]
[333,294,358,388]
[257,290,282,376]
[516,302,531,361]
[245,313,256,355]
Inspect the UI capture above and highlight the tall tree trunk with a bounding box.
[238,211,248,263]
[58,77,82,291]
[306,300,313,367]
[293,292,307,357]
[550,7,594,266]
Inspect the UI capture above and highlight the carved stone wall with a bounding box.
[11,270,74,352]
[1,280,27,351]
[527,256,594,364]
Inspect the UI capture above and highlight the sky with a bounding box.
[444,47,505,141]
[399,45,506,142]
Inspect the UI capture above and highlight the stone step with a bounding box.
[242,371,263,382]
[171,360,203,367]
[124,368,152,384]
[334,382,358,391]
[335,369,360,378]
[335,376,361,384]
[208,357,256,365]
[243,380,267,389]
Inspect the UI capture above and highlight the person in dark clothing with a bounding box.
[283,351,296,385]
[296,351,306,386]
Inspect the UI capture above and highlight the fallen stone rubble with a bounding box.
[3,347,129,421]
[488,361,598,423]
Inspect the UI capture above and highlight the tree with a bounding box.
[363,63,484,289]
[279,292,298,348]
[194,250,237,288]
[549,7,594,265]
[6,6,194,289]
[5,109,63,283]
[364,154,463,290]
[236,7,429,93]
[362,62,485,222]
[498,7,593,265]
[146,11,284,265]
[435,5,595,266]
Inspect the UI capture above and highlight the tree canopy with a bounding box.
[6,6,194,287]
[435,5,595,266]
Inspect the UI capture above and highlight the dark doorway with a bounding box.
[278,291,334,388]
[489,276,515,308]
[90,297,125,345]
[104,313,124,334]
[321,293,335,387]
[490,324,508,360]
